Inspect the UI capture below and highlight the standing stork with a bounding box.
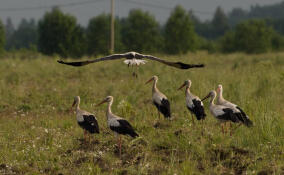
[71,96,100,142]
[201,91,243,135]
[96,96,139,157]
[145,75,171,119]
[178,80,206,124]
[57,52,204,77]
[216,84,253,127]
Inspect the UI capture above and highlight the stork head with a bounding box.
[145,75,158,84]
[126,51,136,59]
[71,96,80,111]
[201,90,216,101]
[178,80,192,90]
[216,84,223,94]
[96,96,113,106]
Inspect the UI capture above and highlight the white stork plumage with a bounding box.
[57,51,204,72]
[216,84,253,127]
[201,91,245,135]
[145,75,171,119]
[178,80,206,124]
[96,96,139,157]
[71,96,99,142]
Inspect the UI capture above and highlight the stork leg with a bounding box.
[191,113,195,125]
[221,123,225,135]
[131,65,137,78]
[84,130,87,142]
[88,133,91,144]
[118,135,122,158]
[229,122,232,136]
[224,122,228,134]
[156,107,160,119]
[135,65,138,78]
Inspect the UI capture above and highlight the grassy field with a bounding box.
[0,52,283,174]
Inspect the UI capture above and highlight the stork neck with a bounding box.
[217,90,225,103]
[106,100,113,117]
[152,80,158,93]
[75,101,80,111]
[185,86,190,95]
[210,94,216,106]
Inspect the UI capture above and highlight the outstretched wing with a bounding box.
[138,53,204,69]
[57,54,126,67]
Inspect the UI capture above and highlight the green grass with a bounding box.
[0,52,283,174]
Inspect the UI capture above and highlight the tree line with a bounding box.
[1,3,284,57]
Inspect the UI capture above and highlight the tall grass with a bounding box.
[0,52,283,174]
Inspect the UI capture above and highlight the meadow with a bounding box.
[0,51,283,174]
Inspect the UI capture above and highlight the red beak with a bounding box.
[201,93,211,101]
[177,83,186,90]
[145,78,153,84]
[96,99,108,106]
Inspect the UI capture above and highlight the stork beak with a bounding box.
[96,99,108,106]
[70,100,76,112]
[201,93,211,101]
[177,83,186,90]
[145,78,153,84]
[216,87,220,92]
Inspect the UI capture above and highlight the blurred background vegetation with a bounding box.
[1,2,284,57]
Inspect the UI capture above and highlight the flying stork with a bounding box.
[216,84,253,127]
[145,75,171,119]
[201,90,245,135]
[57,52,204,77]
[71,96,100,142]
[96,96,139,157]
[178,80,206,124]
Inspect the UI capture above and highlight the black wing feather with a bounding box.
[57,54,125,67]
[140,53,205,70]
[153,99,171,118]
[187,99,206,120]
[236,106,253,127]
[78,115,100,134]
[110,119,139,138]
[219,108,240,123]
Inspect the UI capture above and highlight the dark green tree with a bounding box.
[164,5,198,54]
[87,14,123,55]
[271,32,284,51]
[8,18,37,50]
[0,19,5,53]
[38,7,86,57]
[87,14,110,55]
[5,17,15,49]
[220,31,236,53]
[211,6,229,38]
[234,19,274,53]
[121,9,162,53]
[228,8,248,26]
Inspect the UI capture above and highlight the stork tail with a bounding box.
[243,117,253,127]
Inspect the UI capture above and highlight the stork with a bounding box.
[201,91,244,135]
[178,80,206,124]
[145,75,171,119]
[96,96,139,157]
[71,96,99,142]
[216,84,253,127]
[57,52,204,77]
